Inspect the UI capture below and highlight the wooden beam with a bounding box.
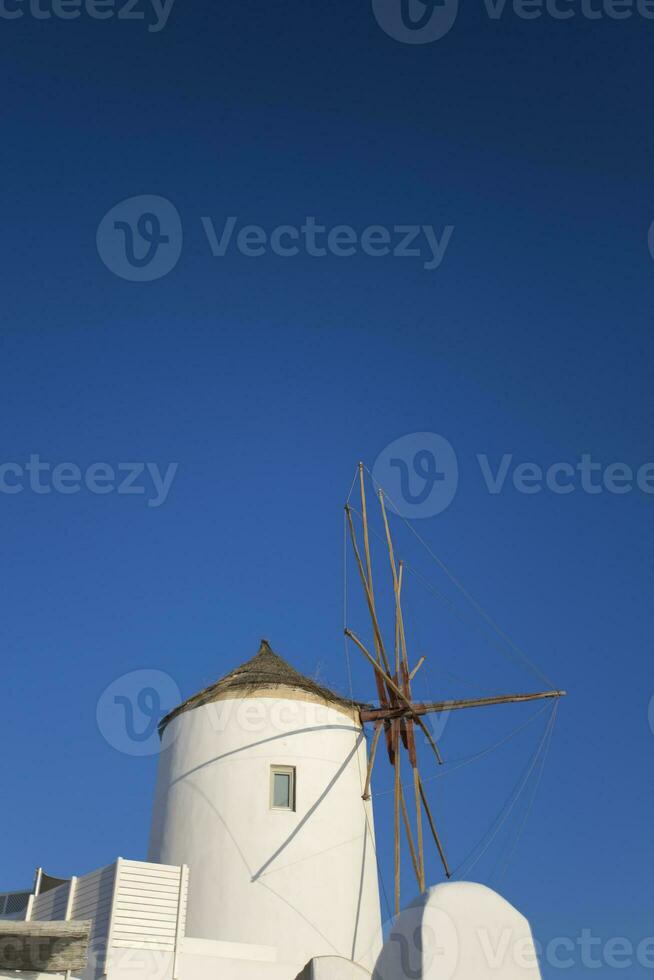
[358,464,388,693]
[413,765,425,892]
[399,783,421,889]
[345,629,444,765]
[379,490,408,678]
[418,776,451,879]
[378,493,445,767]
[393,722,401,917]
[362,721,383,800]
[360,689,566,722]
[0,920,92,973]
[345,505,393,681]
[394,561,403,678]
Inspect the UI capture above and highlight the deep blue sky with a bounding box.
[1,0,653,976]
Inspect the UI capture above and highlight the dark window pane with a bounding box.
[273,772,291,808]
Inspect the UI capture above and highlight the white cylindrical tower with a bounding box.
[148,640,382,973]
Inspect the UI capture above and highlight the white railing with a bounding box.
[2,860,188,976]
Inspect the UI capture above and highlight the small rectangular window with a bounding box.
[270,766,295,811]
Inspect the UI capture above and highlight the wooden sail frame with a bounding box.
[345,463,565,916]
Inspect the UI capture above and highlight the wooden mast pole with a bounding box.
[393,721,401,916]
[360,689,567,722]
[353,466,396,770]
[400,785,421,886]
[345,629,444,766]
[379,492,443,766]
[359,463,387,683]
[379,491,429,894]
[397,571,426,891]
[413,766,425,891]
[418,775,451,879]
[344,507,392,679]
[362,722,383,801]
[379,491,407,678]
[345,464,563,899]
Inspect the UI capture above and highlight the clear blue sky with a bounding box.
[1,2,653,976]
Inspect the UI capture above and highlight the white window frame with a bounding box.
[270,765,296,811]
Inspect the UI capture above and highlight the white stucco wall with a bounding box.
[100,940,371,980]
[299,955,373,980]
[373,882,541,980]
[148,692,382,974]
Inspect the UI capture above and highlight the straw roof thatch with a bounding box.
[159,639,361,734]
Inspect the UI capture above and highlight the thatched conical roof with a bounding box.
[159,639,360,734]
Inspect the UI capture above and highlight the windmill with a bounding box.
[344,464,565,916]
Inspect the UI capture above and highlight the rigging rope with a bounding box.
[450,701,558,880]
[492,700,559,885]
[342,463,561,901]
[404,563,547,685]
[362,464,556,689]
[370,700,551,797]
[347,501,548,691]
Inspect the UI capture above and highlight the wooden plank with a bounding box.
[112,925,175,938]
[73,887,113,904]
[357,464,391,710]
[115,892,179,904]
[113,910,176,923]
[413,765,425,893]
[418,776,451,879]
[119,871,179,883]
[345,629,444,765]
[115,900,179,913]
[345,505,392,681]
[393,722,401,917]
[72,868,112,886]
[112,940,175,951]
[118,883,178,895]
[399,785,420,887]
[378,489,406,678]
[113,912,177,925]
[0,920,92,972]
[73,898,113,916]
[117,885,179,899]
[360,690,567,721]
[0,922,91,937]
[64,877,77,922]
[119,860,182,874]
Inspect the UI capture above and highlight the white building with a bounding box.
[149,639,383,974]
[0,640,542,980]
